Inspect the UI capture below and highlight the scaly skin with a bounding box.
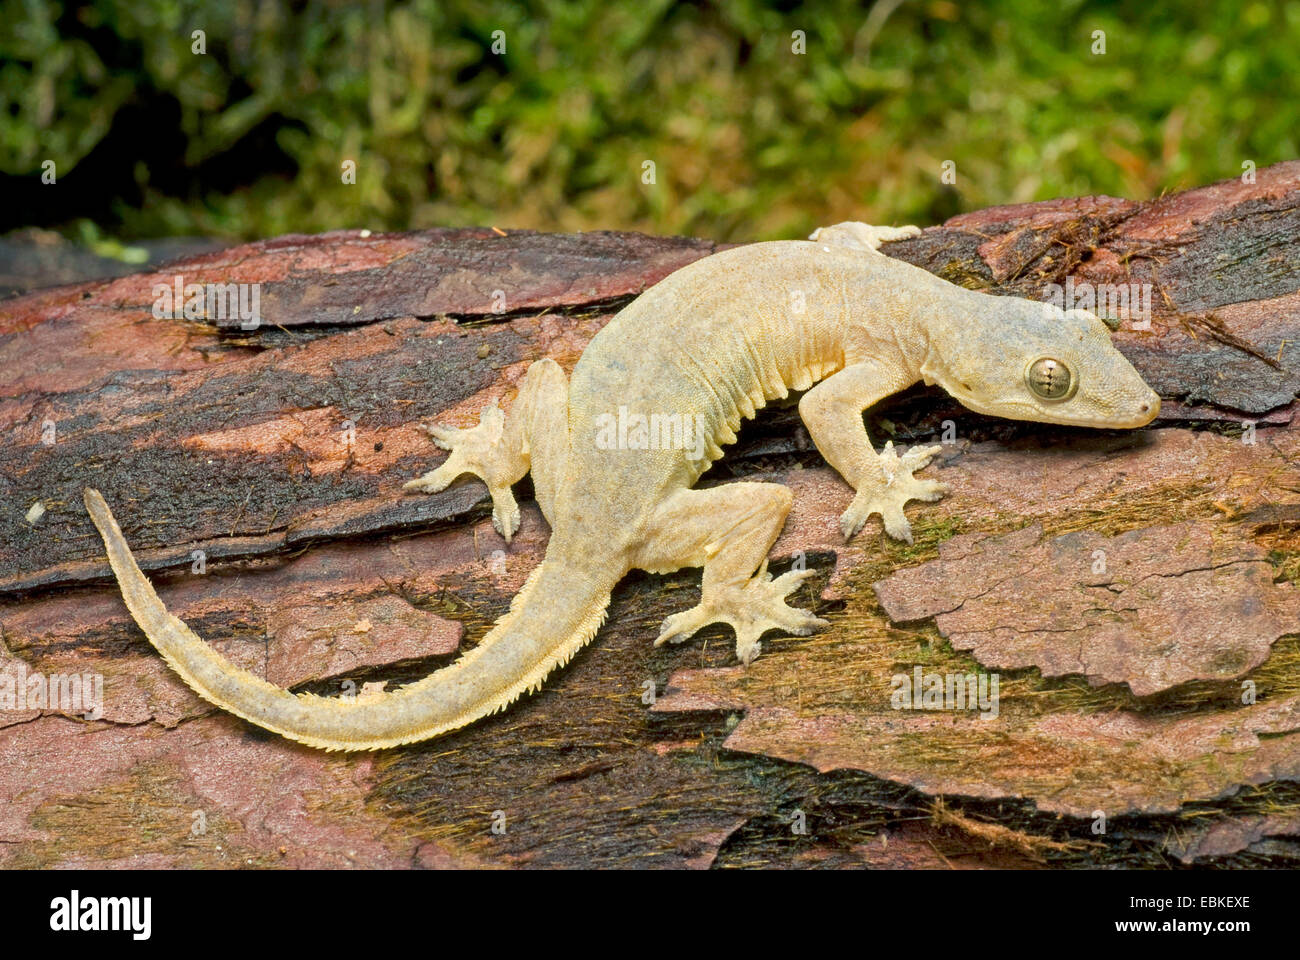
[85,222,1160,750]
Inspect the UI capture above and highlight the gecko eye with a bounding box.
[1026,357,1075,401]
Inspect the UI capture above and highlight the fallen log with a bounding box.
[2,164,1299,868]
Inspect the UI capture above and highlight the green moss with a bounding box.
[937,259,996,290]
[4,1,1298,242]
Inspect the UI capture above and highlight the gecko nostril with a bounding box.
[1139,403,1149,413]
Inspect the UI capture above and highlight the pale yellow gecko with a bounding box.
[84,222,1159,750]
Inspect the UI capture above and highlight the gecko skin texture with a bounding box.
[85,222,1160,751]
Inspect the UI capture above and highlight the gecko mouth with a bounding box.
[954,392,1160,429]
[1039,394,1160,429]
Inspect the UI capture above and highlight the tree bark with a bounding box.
[2,165,1299,868]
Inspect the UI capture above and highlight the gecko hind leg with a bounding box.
[404,358,568,540]
[634,483,829,665]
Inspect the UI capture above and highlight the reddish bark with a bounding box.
[2,165,1299,868]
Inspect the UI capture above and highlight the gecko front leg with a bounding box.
[798,360,949,544]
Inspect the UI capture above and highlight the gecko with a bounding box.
[83,221,1160,751]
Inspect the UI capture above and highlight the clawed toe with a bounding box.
[403,465,457,495]
[770,566,817,593]
[654,608,707,647]
[840,506,871,541]
[898,442,942,472]
[421,423,460,450]
[491,489,521,542]
[915,479,949,502]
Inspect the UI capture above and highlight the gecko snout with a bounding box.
[1134,391,1160,425]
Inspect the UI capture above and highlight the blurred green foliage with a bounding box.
[2,0,1298,241]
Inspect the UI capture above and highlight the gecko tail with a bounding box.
[83,488,618,751]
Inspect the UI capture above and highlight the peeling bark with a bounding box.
[3,165,1300,867]
[872,522,1300,695]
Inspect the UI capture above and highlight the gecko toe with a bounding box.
[404,468,453,494]
[900,444,942,471]
[914,479,950,502]
[421,423,460,449]
[770,567,818,593]
[736,634,763,666]
[654,609,705,647]
[884,518,914,545]
[490,489,521,542]
[840,505,870,541]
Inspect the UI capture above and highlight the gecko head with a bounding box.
[925,301,1160,429]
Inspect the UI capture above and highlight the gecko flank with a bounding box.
[84,221,1160,751]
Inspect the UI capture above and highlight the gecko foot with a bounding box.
[840,441,949,544]
[403,405,522,541]
[808,222,922,251]
[654,566,828,666]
